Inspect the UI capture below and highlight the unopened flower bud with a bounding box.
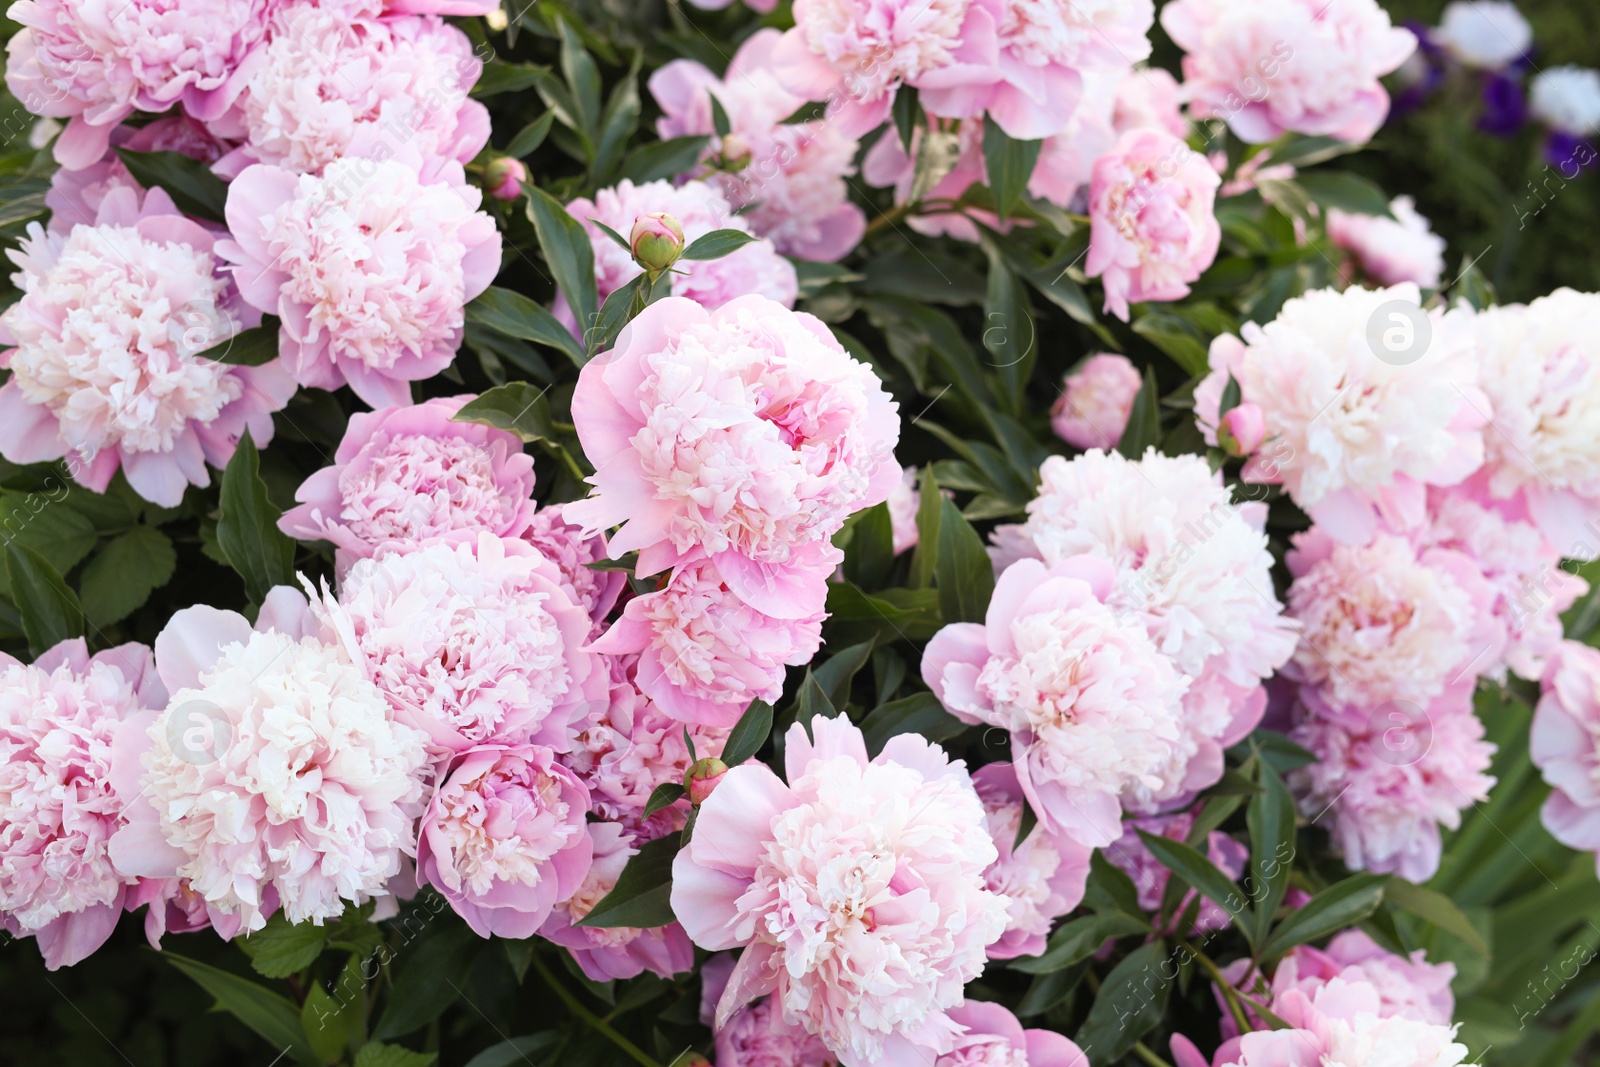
[720,133,753,172]
[630,212,685,272]
[683,756,728,806]
[484,157,528,201]
[1217,401,1265,457]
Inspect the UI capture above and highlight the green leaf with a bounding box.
[1010,911,1150,974]
[1133,309,1211,376]
[372,924,481,1040]
[1260,873,1388,959]
[216,430,296,605]
[465,285,587,368]
[1137,831,1254,945]
[354,1044,437,1067]
[621,135,712,183]
[643,782,687,817]
[5,541,84,656]
[1117,366,1162,459]
[708,93,732,139]
[1073,940,1172,1062]
[191,322,280,367]
[592,67,641,182]
[933,494,994,625]
[1247,759,1296,947]
[1256,177,1315,223]
[471,61,548,98]
[236,913,329,979]
[1219,372,1241,416]
[823,583,944,645]
[1085,850,1144,918]
[1385,879,1490,956]
[858,692,967,757]
[794,669,837,733]
[1298,171,1393,217]
[842,502,895,587]
[892,85,920,152]
[557,19,602,139]
[301,954,363,1065]
[526,185,599,342]
[79,526,176,627]
[163,954,319,1066]
[578,834,680,929]
[981,239,1035,415]
[506,112,556,158]
[811,640,876,709]
[982,116,1042,223]
[452,382,555,443]
[722,699,775,768]
[115,149,228,222]
[0,488,97,596]
[585,270,671,357]
[681,228,760,261]
[463,1034,563,1067]
[1453,255,1497,310]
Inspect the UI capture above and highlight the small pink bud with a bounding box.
[683,757,728,806]
[484,157,528,201]
[1218,402,1265,456]
[630,212,685,272]
[720,133,753,171]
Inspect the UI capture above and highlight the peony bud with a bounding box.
[484,157,528,201]
[1217,401,1265,456]
[630,212,685,272]
[719,133,753,172]
[683,757,728,806]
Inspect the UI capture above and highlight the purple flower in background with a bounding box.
[1479,70,1529,136]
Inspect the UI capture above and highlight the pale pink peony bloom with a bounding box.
[589,560,824,728]
[1469,292,1600,559]
[563,180,797,326]
[1109,809,1250,935]
[384,0,500,14]
[1532,642,1600,878]
[923,554,1187,847]
[538,822,695,981]
[46,116,231,235]
[1328,197,1447,289]
[936,1001,1090,1067]
[973,762,1091,960]
[116,588,431,932]
[1086,127,1221,322]
[567,295,900,614]
[312,533,608,755]
[219,152,501,409]
[1051,353,1143,450]
[1161,0,1416,144]
[416,741,592,938]
[698,953,838,1067]
[0,640,165,969]
[670,716,1009,1065]
[1115,66,1188,138]
[1290,684,1494,882]
[0,186,294,506]
[208,2,489,178]
[520,503,626,630]
[888,466,922,555]
[5,0,269,170]
[1286,527,1501,711]
[279,395,537,572]
[1193,285,1490,545]
[649,30,866,262]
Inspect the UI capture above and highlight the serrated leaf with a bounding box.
[6,541,83,656]
[115,149,228,221]
[681,228,759,260]
[163,954,319,1066]
[577,835,680,929]
[721,698,774,768]
[452,383,555,443]
[79,526,176,627]
[465,285,586,368]
[237,913,328,978]
[1260,873,1388,959]
[216,430,296,605]
[982,116,1042,223]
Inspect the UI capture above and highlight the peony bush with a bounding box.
[0,1,1596,1066]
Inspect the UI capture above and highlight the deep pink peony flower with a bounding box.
[698,953,838,1067]
[935,1000,1089,1067]
[567,294,900,614]
[219,152,500,409]
[1051,353,1143,450]
[1193,285,1489,545]
[670,716,1009,1066]
[537,822,695,981]
[208,2,489,178]
[0,639,165,969]
[5,0,270,170]
[312,533,608,755]
[1532,642,1600,877]
[923,555,1187,847]
[0,185,294,506]
[114,588,430,931]
[649,30,866,262]
[1328,197,1447,289]
[1161,0,1416,144]
[1109,809,1249,935]
[973,762,1091,960]
[416,741,592,938]
[1086,127,1221,322]
[589,560,824,728]
[279,395,537,572]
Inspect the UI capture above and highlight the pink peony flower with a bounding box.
[649,30,866,262]
[520,503,626,630]
[0,185,294,506]
[46,116,231,236]
[1217,402,1264,457]
[935,1000,1089,1067]
[1328,197,1447,289]
[1291,684,1494,882]
[383,0,500,13]
[0,639,165,969]
[1051,353,1143,450]
[416,741,592,938]
[698,954,839,1067]
[1193,285,1490,545]
[115,588,431,931]
[5,0,270,170]
[888,466,922,555]
[1285,527,1501,711]
[537,822,695,981]
[1109,809,1249,935]
[219,152,501,409]
[589,560,824,728]
[1086,127,1221,322]
[670,716,1009,1065]
[1161,0,1417,144]
[312,533,608,755]
[562,180,797,327]
[1469,292,1600,558]
[484,157,528,202]
[973,762,1091,960]
[567,294,900,614]
[923,555,1187,847]
[208,2,489,178]
[1114,67,1188,138]
[1532,642,1600,877]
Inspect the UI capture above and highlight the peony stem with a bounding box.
[531,952,664,1067]
[1132,1040,1176,1067]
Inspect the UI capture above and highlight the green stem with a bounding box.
[1132,1040,1175,1067]
[864,198,918,237]
[531,953,663,1067]
[1185,941,1253,1037]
